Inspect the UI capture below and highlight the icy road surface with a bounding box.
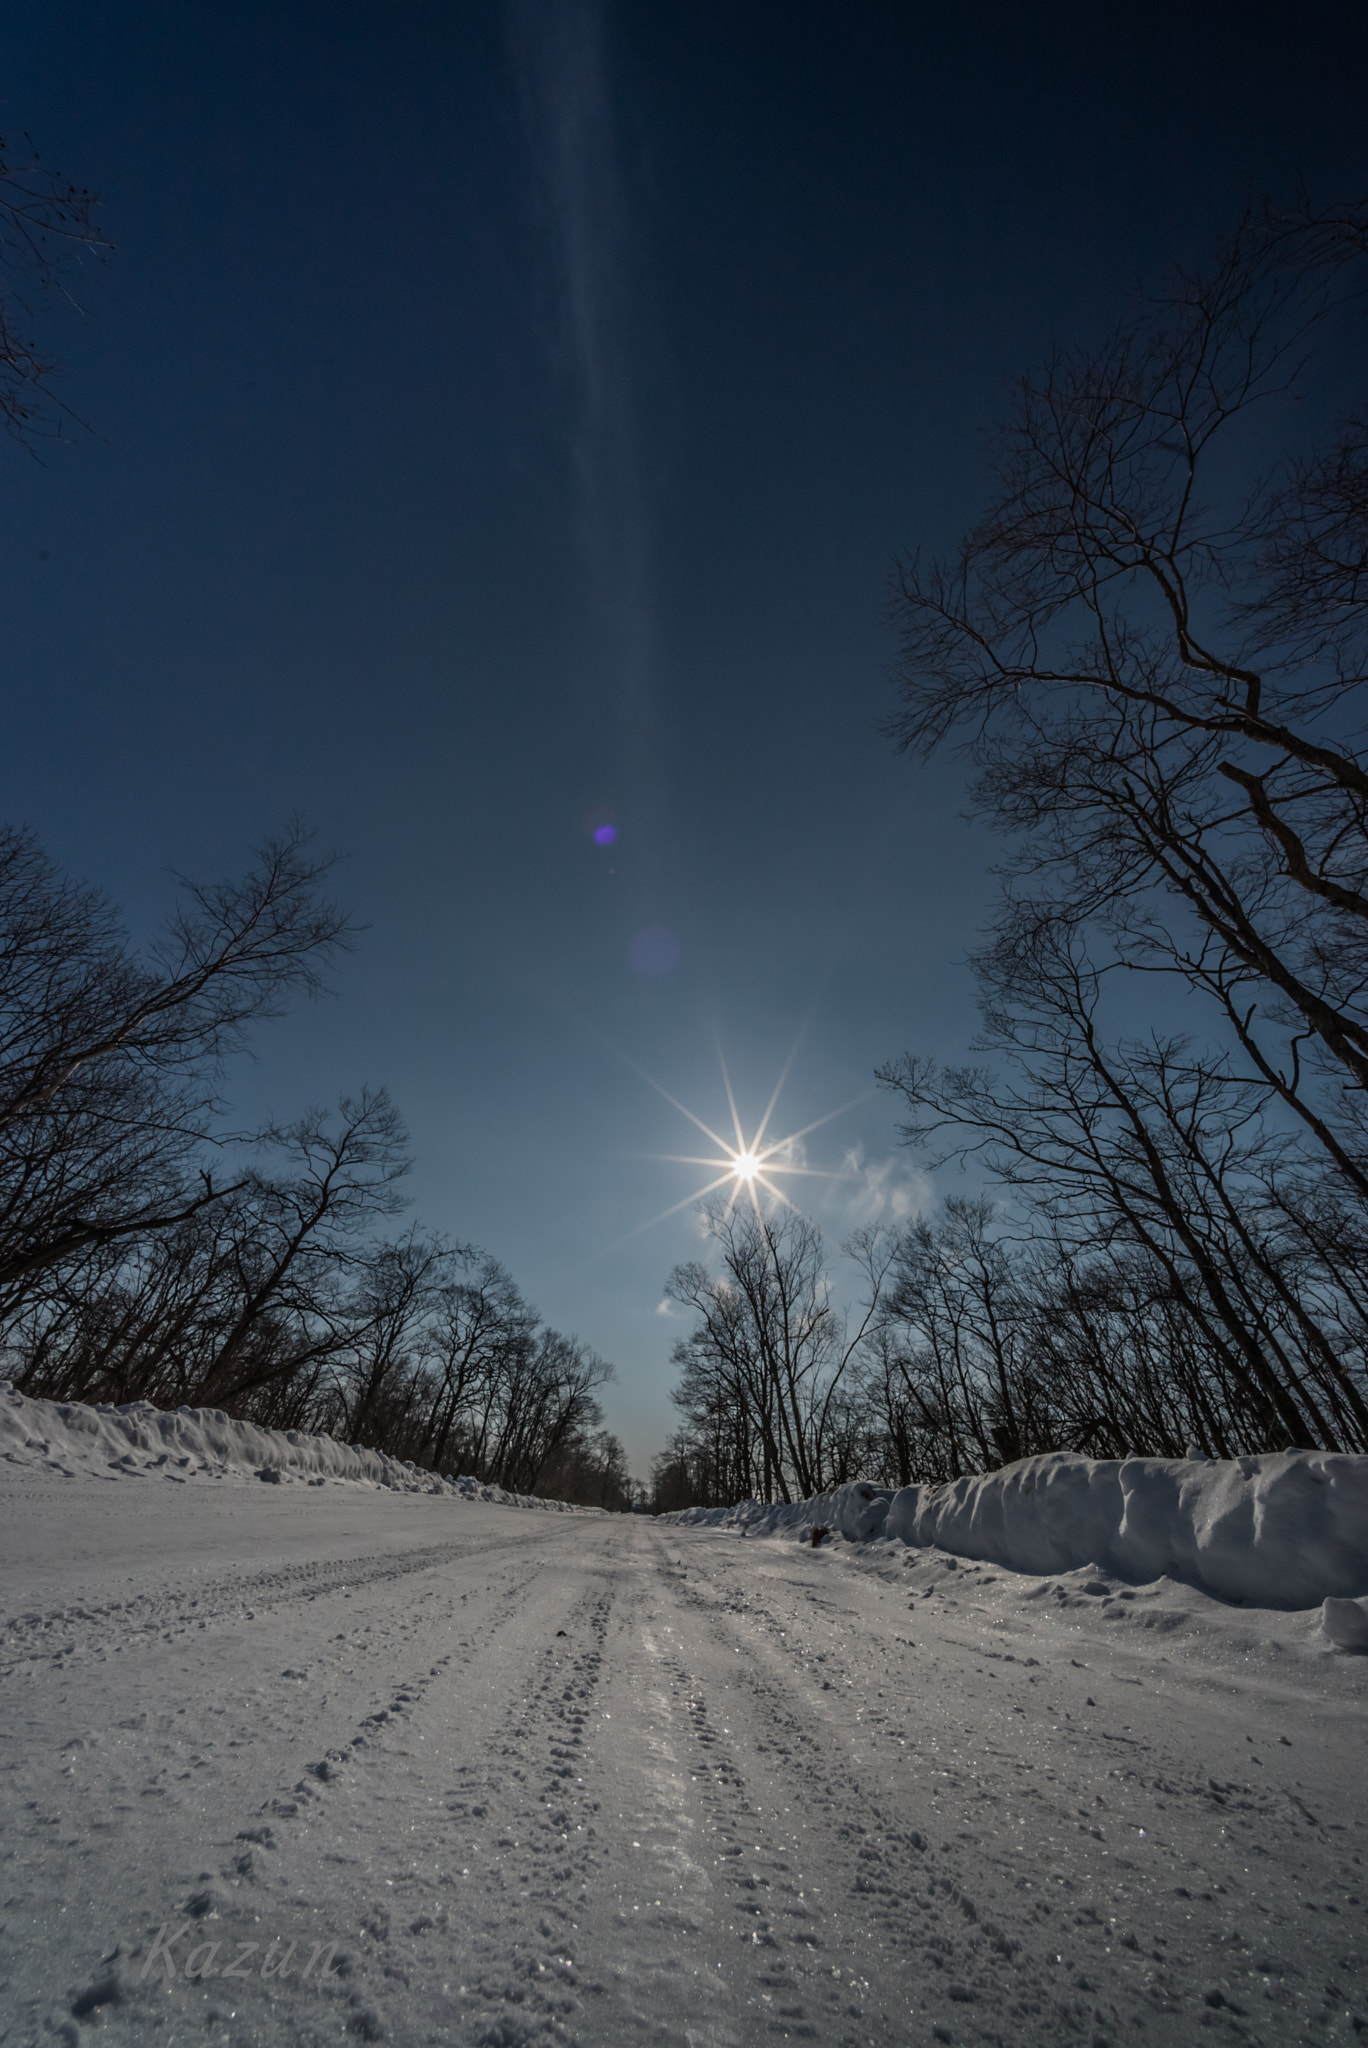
[2,1484,1366,2047]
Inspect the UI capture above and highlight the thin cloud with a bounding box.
[829,1147,932,1227]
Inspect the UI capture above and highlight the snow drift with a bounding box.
[0,1381,593,1512]
[666,1449,1368,1610]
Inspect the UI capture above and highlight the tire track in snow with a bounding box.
[0,1528,551,1676]
[4,1495,1367,2046]
[1,1518,572,2045]
[652,1529,1368,2046]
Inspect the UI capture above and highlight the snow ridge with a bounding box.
[0,1382,596,1512]
[664,1448,1368,1609]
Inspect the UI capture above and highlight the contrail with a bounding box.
[506,0,659,855]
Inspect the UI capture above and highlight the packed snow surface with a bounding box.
[3,1413,1368,2044]
[666,1449,1368,1608]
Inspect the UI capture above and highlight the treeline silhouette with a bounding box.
[0,825,631,1509]
[650,1185,1368,1514]
[655,199,1368,1512]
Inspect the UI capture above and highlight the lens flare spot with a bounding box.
[593,823,618,846]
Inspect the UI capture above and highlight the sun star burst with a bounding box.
[602,1037,871,1248]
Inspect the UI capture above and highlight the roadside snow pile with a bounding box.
[0,1381,592,1512]
[666,1449,1368,1609]
[668,1481,896,1547]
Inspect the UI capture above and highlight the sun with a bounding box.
[598,1037,871,1248]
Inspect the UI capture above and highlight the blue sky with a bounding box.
[4,0,1366,1474]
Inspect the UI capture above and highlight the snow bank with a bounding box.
[666,1480,895,1545]
[0,1382,594,1513]
[666,1450,1368,1610]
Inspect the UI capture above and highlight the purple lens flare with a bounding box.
[593,824,618,846]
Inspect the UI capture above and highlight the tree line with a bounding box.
[655,197,1368,1510]
[0,825,632,1508]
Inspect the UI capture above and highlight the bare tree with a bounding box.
[0,823,352,1301]
[882,1195,1044,1471]
[7,1090,411,1412]
[887,199,1368,1177]
[874,196,1368,1467]
[879,908,1368,1453]
[0,132,107,446]
[484,1327,614,1495]
[195,1089,412,1409]
[665,1199,894,1502]
[414,1252,535,1475]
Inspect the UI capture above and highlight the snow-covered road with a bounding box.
[2,1481,1365,2047]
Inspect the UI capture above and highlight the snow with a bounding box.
[4,1412,1368,2043]
[0,1381,593,1512]
[1322,1597,1368,1651]
[888,1451,1368,1609]
[665,1449,1368,1616]
[666,1480,903,1547]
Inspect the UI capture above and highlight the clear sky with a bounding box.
[4,0,1367,1477]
